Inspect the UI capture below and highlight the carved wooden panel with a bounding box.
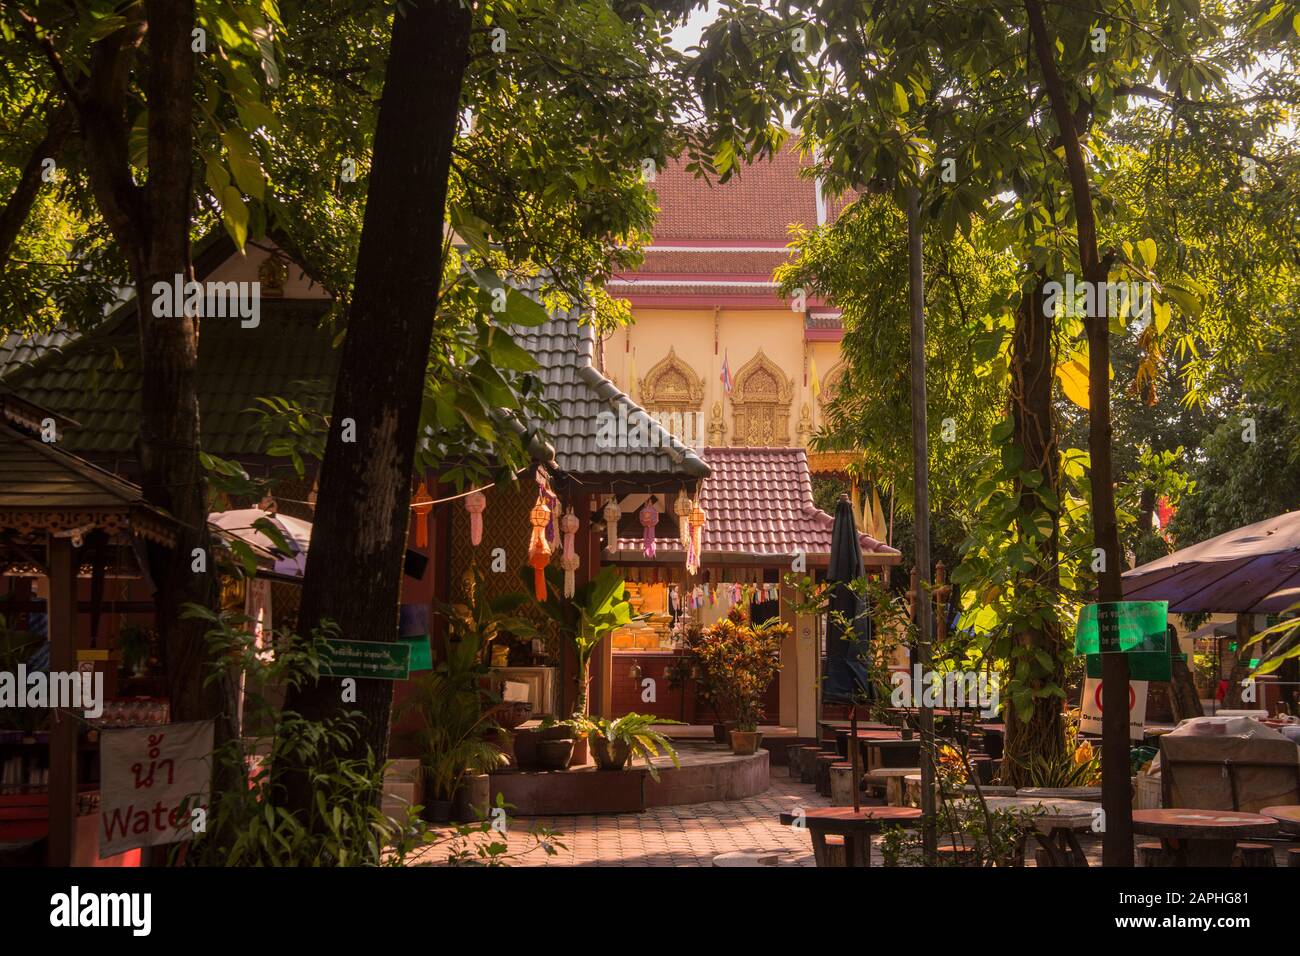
[730,349,793,446]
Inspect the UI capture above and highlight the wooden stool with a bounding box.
[822,834,847,868]
[795,746,823,784]
[814,753,841,796]
[938,843,979,866]
[1233,843,1276,867]
[828,763,858,806]
[865,767,921,806]
[1138,842,1174,867]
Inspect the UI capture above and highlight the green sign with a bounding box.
[320,638,411,680]
[1086,651,1171,682]
[400,635,433,672]
[1074,601,1168,655]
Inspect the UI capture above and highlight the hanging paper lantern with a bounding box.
[639,498,659,558]
[411,483,434,548]
[674,493,693,548]
[528,494,552,601]
[464,490,486,546]
[561,551,581,599]
[603,496,621,552]
[560,507,581,597]
[687,501,706,575]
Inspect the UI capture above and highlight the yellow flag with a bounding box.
[628,351,638,401]
[809,357,821,398]
[872,487,887,543]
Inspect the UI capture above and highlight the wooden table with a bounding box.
[778,807,923,867]
[1131,809,1280,867]
[954,796,1101,867]
[864,767,922,806]
[834,728,902,759]
[1260,805,1300,837]
[861,737,922,770]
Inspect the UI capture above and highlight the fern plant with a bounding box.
[580,713,681,781]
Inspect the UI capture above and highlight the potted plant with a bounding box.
[399,619,508,822]
[535,714,579,770]
[693,606,787,755]
[526,566,634,765]
[581,713,682,780]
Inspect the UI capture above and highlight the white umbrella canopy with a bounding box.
[1123,511,1300,614]
[209,508,312,579]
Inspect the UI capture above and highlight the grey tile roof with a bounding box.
[516,311,709,482]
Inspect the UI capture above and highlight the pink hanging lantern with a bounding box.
[639,497,659,558]
[560,507,581,597]
[602,496,621,552]
[464,490,487,546]
[687,501,706,575]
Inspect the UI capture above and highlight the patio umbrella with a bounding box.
[824,495,873,812]
[824,495,873,702]
[209,508,313,579]
[1122,510,1300,614]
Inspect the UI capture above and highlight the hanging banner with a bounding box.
[1074,601,1168,654]
[1080,677,1148,740]
[100,720,213,858]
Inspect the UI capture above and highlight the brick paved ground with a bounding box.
[405,766,1294,867]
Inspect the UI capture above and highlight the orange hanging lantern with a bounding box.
[528,494,552,601]
[411,482,434,548]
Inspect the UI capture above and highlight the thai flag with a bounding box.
[720,350,733,393]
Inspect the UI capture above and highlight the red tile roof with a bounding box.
[648,141,819,243]
[616,447,898,563]
[617,141,856,302]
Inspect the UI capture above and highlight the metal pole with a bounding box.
[47,533,78,866]
[906,186,937,861]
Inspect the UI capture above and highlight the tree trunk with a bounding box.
[283,0,473,783]
[135,0,224,731]
[1026,0,1133,865]
[1001,276,1065,787]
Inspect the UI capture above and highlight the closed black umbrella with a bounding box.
[825,495,872,703]
[824,494,873,813]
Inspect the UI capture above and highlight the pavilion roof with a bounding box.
[612,446,898,565]
[0,420,177,547]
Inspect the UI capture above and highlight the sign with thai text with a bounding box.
[100,720,212,858]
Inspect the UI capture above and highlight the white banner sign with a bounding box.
[100,720,213,858]
[1081,677,1148,741]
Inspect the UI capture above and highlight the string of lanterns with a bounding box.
[443,476,709,598]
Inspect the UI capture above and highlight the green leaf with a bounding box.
[1136,238,1157,268]
[222,129,265,201]
[892,81,909,113]
[221,186,249,248]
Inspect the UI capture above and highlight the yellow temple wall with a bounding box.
[604,308,844,448]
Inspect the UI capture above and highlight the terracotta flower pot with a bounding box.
[590,736,632,771]
[537,738,575,770]
[729,730,762,756]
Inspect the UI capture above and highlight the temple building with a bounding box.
[603,140,850,470]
